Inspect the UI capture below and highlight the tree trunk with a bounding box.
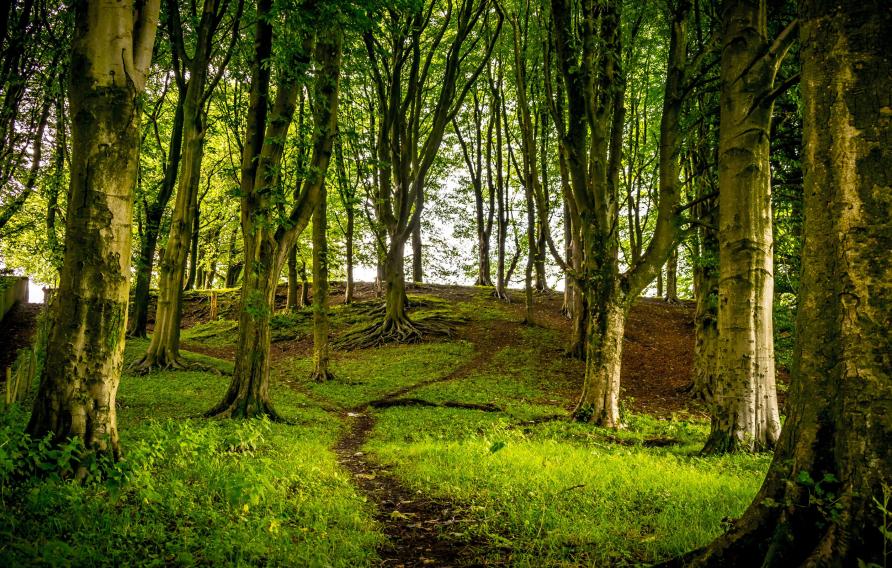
[27,0,159,463]
[286,244,299,311]
[225,225,242,287]
[384,237,412,331]
[128,88,186,338]
[128,209,163,337]
[207,9,341,418]
[344,207,354,303]
[298,258,310,308]
[310,184,332,381]
[664,246,678,302]
[668,3,891,564]
[704,0,782,453]
[205,234,280,418]
[573,292,627,427]
[137,94,207,370]
[411,190,423,284]
[184,205,200,291]
[692,205,719,402]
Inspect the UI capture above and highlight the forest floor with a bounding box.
[0,284,771,567]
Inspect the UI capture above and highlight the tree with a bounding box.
[702,0,797,453]
[338,0,502,348]
[205,0,342,419]
[310,182,333,381]
[26,0,160,462]
[547,0,689,426]
[0,3,66,236]
[666,1,891,564]
[134,0,243,370]
[452,87,495,287]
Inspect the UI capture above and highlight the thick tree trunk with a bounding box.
[573,291,627,427]
[310,185,332,381]
[668,3,891,564]
[384,237,411,330]
[27,0,159,463]
[205,235,280,418]
[208,11,341,418]
[704,0,782,453]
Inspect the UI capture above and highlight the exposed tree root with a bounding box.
[129,353,227,376]
[369,397,502,412]
[310,369,336,383]
[334,314,458,350]
[129,353,190,375]
[491,289,511,301]
[203,396,289,422]
[347,301,387,317]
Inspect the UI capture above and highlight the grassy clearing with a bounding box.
[367,406,769,566]
[281,340,475,408]
[0,342,381,567]
[1,290,773,566]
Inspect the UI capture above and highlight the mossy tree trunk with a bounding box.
[27,0,160,462]
[136,0,242,371]
[670,2,891,564]
[703,0,794,453]
[207,4,341,419]
[549,0,689,426]
[310,183,332,381]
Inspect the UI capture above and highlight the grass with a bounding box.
[281,340,475,408]
[0,343,381,567]
[367,406,769,566]
[1,288,774,566]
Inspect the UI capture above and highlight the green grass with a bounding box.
[281,340,475,408]
[366,406,769,566]
[1,290,773,566]
[0,343,381,567]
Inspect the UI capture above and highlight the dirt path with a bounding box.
[333,323,510,567]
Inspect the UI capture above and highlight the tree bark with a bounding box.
[286,244,300,310]
[664,246,678,301]
[310,183,332,381]
[549,0,687,426]
[703,0,788,453]
[27,0,160,463]
[128,87,184,338]
[135,0,238,371]
[184,203,200,291]
[666,2,891,564]
[207,6,341,419]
